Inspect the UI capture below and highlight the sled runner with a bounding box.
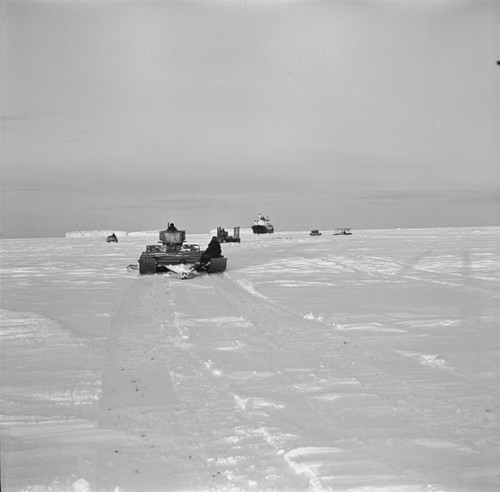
[165,257,227,280]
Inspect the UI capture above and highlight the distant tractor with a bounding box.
[217,226,241,243]
[310,229,322,236]
[106,233,118,243]
[138,229,227,275]
[333,228,352,236]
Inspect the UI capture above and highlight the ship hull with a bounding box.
[252,225,274,234]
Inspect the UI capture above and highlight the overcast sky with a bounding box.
[1,0,499,238]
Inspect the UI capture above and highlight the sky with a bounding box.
[1,0,499,238]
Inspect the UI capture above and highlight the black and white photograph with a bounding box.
[1,0,499,490]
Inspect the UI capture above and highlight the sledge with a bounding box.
[164,257,227,280]
[217,226,241,243]
[165,264,198,280]
[333,228,352,236]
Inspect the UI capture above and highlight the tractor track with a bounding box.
[98,265,495,490]
[166,272,434,487]
[338,253,500,299]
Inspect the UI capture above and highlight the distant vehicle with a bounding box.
[137,228,227,275]
[310,229,322,236]
[106,233,118,243]
[217,226,241,243]
[333,228,352,236]
[252,212,274,234]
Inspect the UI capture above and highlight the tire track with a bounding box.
[348,254,500,299]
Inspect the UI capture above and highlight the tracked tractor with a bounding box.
[138,229,227,275]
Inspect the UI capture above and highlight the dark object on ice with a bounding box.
[310,229,322,236]
[205,236,222,258]
[137,228,227,275]
[252,212,274,234]
[217,226,241,243]
[333,228,352,236]
[191,236,223,273]
[106,233,118,243]
[166,222,177,231]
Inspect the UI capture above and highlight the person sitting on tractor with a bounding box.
[167,223,177,231]
[193,236,222,272]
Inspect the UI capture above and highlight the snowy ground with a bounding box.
[1,227,499,492]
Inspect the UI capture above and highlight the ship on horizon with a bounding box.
[252,212,274,234]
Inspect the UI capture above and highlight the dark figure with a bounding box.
[167,223,177,231]
[204,236,222,257]
[194,236,222,272]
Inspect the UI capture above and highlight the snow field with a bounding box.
[1,227,499,491]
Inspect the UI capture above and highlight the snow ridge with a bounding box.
[65,230,129,238]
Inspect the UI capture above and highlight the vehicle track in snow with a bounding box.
[98,266,498,491]
[100,273,317,490]
[168,272,439,489]
[206,272,499,490]
[335,253,500,299]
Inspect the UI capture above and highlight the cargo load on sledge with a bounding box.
[217,226,241,243]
